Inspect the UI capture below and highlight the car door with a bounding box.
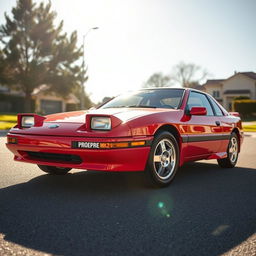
[207,95,231,154]
[182,91,223,160]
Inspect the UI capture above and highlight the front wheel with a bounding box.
[217,132,239,168]
[145,131,179,187]
[37,165,72,175]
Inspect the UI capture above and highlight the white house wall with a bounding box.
[222,74,256,110]
[204,83,223,99]
[222,74,256,98]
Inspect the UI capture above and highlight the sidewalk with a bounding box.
[244,131,256,138]
[242,121,256,126]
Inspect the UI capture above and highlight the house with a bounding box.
[202,72,256,110]
[32,85,80,114]
[0,85,80,114]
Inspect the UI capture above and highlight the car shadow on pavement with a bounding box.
[0,162,255,256]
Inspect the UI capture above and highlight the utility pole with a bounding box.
[80,27,99,109]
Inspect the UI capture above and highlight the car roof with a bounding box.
[139,87,205,94]
[140,87,184,90]
[140,87,201,91]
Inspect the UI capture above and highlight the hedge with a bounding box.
[233,99,256,116]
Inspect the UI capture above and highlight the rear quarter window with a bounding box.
[208,96,224,116]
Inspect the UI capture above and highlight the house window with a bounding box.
[212,90,220,99]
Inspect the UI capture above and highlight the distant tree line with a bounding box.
[0,0,91,112]
[99,62,210,104]
[143,62,209,89]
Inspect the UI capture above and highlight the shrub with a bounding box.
[233,100,256,117]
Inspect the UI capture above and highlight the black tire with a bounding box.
[217,132,239,168]
[145,131,179,187]
[37,165,71,175]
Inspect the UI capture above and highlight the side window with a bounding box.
[208,96,224,116]
[187,91,214,116]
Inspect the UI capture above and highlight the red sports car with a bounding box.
[6,88,243,186]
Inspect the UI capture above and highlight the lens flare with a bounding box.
[158,201,164,208]
[148,195,173,220]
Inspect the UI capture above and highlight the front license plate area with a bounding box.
[72,141,100,149]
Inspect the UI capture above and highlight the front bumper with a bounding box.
[6,134,152,171]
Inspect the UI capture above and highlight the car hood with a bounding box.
[10,108,179,137]
[44,108,174,123]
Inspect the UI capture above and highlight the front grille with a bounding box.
[26,151,82,164]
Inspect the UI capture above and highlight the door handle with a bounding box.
[215,121,221,126]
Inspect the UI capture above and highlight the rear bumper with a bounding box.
[6,134,152,171]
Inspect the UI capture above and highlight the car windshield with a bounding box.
[100,89,184,109]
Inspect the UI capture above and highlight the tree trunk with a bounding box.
[24,92,33,113]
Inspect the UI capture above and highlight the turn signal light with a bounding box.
[130,141,146,147]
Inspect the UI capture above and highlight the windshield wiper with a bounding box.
[103,105,157,109]
[127,105,157,108]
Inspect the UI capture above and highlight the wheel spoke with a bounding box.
[166,162,174,173]
[154,155,161,162]
[158,166,165,176]
[167,148,172,156]
[160,141,166,152]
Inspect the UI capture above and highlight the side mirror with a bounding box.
[189,107,207,116]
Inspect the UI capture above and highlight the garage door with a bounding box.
[40,100,62,115]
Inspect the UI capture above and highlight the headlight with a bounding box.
[21,116,35,128]
[91,117,111,130]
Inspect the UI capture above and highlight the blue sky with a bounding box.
[0,0,255,102]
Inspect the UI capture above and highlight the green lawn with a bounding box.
[0,114,17,122]
[0,114,17,130]
[0,122,16,130]
[243,124,256,132]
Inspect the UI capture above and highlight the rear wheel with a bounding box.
[217,132,239,168]
[145,131,179,187]
[37,165,71,175]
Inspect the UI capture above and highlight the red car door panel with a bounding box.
[181,91,223,160]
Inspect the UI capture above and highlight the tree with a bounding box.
[0,0,84,112]
[143,72,172,88]
[73,83,93,110]
[170,62,209,88]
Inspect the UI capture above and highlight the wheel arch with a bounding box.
[154,124,182,149]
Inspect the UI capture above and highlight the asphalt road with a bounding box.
[0,136,255,256]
